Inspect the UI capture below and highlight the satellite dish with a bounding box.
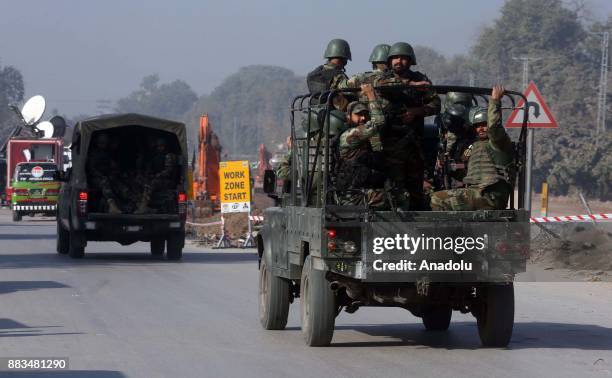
[21,95,46,125]
[37,121,55,139]
[50,116,67,138]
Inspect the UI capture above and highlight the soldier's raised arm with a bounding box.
[487,85,512,151]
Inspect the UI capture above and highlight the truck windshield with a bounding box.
[14,163,57,182]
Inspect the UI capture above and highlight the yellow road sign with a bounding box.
[219,160,251,213]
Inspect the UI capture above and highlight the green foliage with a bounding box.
[184,65,305,155]
[116,74,198,121]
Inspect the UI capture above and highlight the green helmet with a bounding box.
[445,92,473,108]
[387,42,416,64]
[468,106,488,126]
[324,39,352,61]
[368,44,390,63]
[301,108,347,136]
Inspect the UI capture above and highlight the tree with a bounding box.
[116,74,198,121]
[0,62,25,142]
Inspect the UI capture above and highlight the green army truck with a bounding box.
[257,86,530,347]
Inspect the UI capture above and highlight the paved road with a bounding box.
[1,210,611,378]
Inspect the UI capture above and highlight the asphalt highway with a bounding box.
[1,210,611,378]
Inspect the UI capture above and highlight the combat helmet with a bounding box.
[468,106,488,126]
[324,39,352,61]
[387,42,417,64]
[368,44,391,63]
[445,92,473,109]
[301,108,347,136]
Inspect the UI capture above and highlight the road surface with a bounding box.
[1,210,611,378]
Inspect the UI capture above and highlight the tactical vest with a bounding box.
[463,141,514,189]
[307,65,343,94]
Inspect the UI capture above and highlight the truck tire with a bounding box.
[150,238,165,257]
[166,231,184,261]
[56,219,69,255]
[477,283,514,347]
[422,305,452,331]
[68,230,85,259]
[12,211,22,222]
[259,259,290,330]
[300,255,335,346]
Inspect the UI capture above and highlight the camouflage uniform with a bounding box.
[431,99,514,211]
[338,68,394,151]
[377,70,441,209]
[87,136,124,213]
[135,140,179,213]
[335,101,387,209]
[275,150,292,181]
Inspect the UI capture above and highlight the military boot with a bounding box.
[107,199,122,214]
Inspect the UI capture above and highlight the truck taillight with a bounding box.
[178,192,187,219]
[78,191,88,217]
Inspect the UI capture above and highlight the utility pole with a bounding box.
[594,31,609,137]
[468,71,475,87]
[232,117,237,157]
[512,56,541,212]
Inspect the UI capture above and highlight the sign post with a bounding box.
[505,82,558,212]
[217,160,254,248]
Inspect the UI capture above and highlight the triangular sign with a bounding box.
[505,81,558,128]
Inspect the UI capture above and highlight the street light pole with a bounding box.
[512,56,541,212]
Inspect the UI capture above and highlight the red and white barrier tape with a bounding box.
[249,215,264,222]
[530,213,612,223]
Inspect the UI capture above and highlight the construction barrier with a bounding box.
[530,213,611,223]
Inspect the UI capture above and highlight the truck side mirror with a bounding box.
[263,170,276,194]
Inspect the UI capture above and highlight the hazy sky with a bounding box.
[1,0,611,116]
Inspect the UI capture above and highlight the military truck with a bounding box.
[257,85,530,347]
[56,114,188,260]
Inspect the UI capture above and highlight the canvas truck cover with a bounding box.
[70,113,188,189]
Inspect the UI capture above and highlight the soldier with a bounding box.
[431,85,514,211]
[377,42,441,209]
[435,93,476,189]
[335,84,387,209]
[307,39,351,94]
[275,136,292,193]
[86,132,122,214]
[340,44,392,90]
[134,137,179,214]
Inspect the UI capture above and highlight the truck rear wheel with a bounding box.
[12,211,22,222]
[166,231,184,261]
[300,255,335,346]
[150,238,165,257]
[477,283,514,347]
[259,259,290,330]
[68,230,85,259]
[422,305,452,331]
[56,220,69,255]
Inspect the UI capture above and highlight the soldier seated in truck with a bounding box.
[334,84,388,209]
[431,85,515,211]
[86,132,122,214]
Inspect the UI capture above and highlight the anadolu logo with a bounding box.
[31,166,44,178]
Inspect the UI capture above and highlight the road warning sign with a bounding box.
[505,81,558,128]
[219,160,251,213]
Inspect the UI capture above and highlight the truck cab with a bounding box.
[10,161,60,221]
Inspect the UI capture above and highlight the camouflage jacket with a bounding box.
[275,150,292,181]
[377,70,441,123]
[339,101,385,160]
[463,99,514,189]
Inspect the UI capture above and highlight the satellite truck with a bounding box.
[257,85,530,347]
[1,95,67,220]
